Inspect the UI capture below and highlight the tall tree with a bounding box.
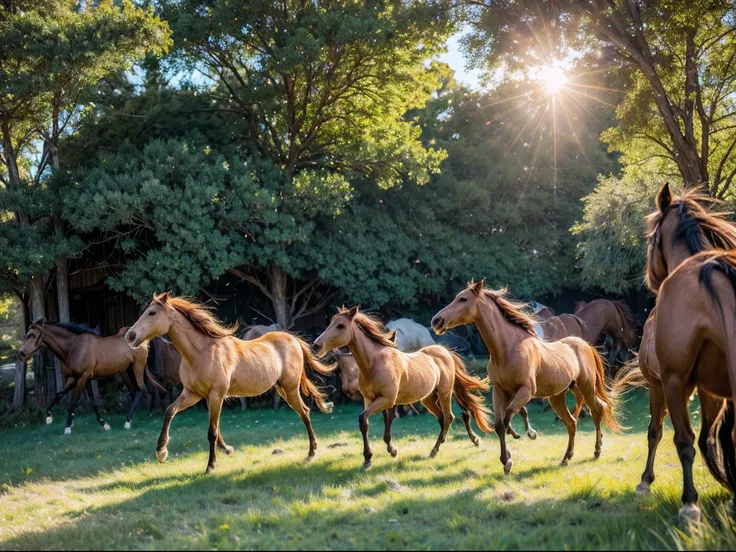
[461,0,736,192]
[0,0,170,409]
[161,0,449,327]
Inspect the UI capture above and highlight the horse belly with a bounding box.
[395,365,439,404]
[228,365,280,397]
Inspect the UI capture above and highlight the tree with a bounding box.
[0,0,170,410]
[161,0,450,327]
[461,0,736,192]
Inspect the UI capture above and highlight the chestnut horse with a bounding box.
[125,292,336,474]
[573,299,639,364]
[313,306,492,469]
[432,281,620,475]
[16,321,161,434]
[641,183,736,522]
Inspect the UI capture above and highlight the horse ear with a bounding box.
[471,279,485,296]
[656,182,672,212]
[388,329,398,344]
[159,291,173,303]
[346,305,359,319]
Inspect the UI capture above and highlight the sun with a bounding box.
[537,65,568,94]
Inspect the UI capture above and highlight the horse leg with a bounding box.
[547,391,577,465]
[156,387,201,463]
[636,378,667,495]
[276,384,318,461]
[663,374,700,523]
[64,377,87,435]
[383,409,398,457]
[462,410,480,446]
[359,396,393,470]
[45,377,75,425]
[518,406,537,440]
[205,392,225,474]
[492,386,513,475]
[86,380,110,431]
[430,389,455,458]
[420,393,445,457]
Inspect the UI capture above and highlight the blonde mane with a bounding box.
[155,294,238,338]
[478,287,537,335]
[338,307,397,348]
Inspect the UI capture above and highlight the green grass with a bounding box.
[0,390,734,550]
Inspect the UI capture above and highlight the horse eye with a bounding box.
[458,297,468,303]
[149,311,156,316]
[336,323,345,330]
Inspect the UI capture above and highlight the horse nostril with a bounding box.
[127,331,136,344]
[311,341,321,355]
[16,351,25,361]
[432,317,443,329]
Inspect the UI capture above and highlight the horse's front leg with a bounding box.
[492,386,512,475]
[383,409,398,457]
[86,380,110,431]
[45,377,75,425]
[637,377,667,495]
[206,392,226,474]
[64,377,88,435]
[359,396,393,470]
[156,387,201,463]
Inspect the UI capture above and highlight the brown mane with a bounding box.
[338,307,397,348]
[611,299,639,330]
[646,185,736,255]
[478,286,537,335]
[155,294,238,338]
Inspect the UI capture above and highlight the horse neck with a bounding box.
[666,232,698,274]
[346,325,384,374]
[41,326,75,364]
[475,298,527,367]
[577,302,606,341]
[165,310,213,361]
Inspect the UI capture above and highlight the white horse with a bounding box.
[241,323,281,341]
[386,318,436,352]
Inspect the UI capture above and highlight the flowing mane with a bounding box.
[155,294,238,338]
[339,308,397,348]
[646,186,736,255]
[479,287,537,335]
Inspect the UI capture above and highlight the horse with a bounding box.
[241,323,281,341]
[312,306,492,469]
[640,182,736,522]
[385,318,435,352]
[573,299,639,364]
[125,292,336,474]
[432,280,620,475]
[147,337,183,408]
[333,350,362,402]
[16,320,163,434]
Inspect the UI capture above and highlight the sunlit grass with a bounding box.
[0,391,733,550]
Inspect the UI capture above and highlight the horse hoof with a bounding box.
[679,503,701,525]
[124,421,131,430]
[635,482,651,496]
[45,416,53,425]
[472,437,480,447]
[156,448,169,463]
[527,430,537,440]
[322,402,334,414]
[64,427,72,435]
[511,432,521,440]
[362,461,372,471]
[103,423,111,431]
[560,458,569,466]
[224,445,234,455]
[389,447,398,458]
[429,448,439,459]
[306,452,316,462]
[206,465,216,475]
[594,450,601,460]
[503,459,513,475]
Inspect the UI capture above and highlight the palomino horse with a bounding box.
[125,292,336,474]
[432,281,620,474]
[313,306,492,469]
[385,318,435,352]
[16,321,162,434]
[642,183,736,522]
[573,299,639,364]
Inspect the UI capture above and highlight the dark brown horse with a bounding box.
[16,321,163,433]
[573,299,639,364]
[642,183,736,522]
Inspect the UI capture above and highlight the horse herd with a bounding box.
[13,183,736,525]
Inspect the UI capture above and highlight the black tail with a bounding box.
[702,401,736,495]
[145,338,167,394]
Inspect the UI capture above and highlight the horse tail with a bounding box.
[611,355,648,395]
[450,352,493,433]
[591,347,622,432]
[297,338,336,414]
[716,403,736,495]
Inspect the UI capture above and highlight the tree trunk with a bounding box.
[54,250,68,394]
[28,275,46,407]
[268,262,291,329]
[10,299,28,411]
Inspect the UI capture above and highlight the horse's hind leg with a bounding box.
[205,393,225,474]
[547,391,577,466]
[518,406,537,440]
[383,409,398,457]
[156,387,201,463]
[86,380,110,431]
[420,393,445,458]
[462,411,480,446]
[124,364,143,429]
[637,378,667,495]
[64,377,88,435]
[276,384,318,461]
[431,389,455,457]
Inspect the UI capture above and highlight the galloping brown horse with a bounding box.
[16,321,161,434]
[125,292,336,474]
[313,306,492,469]
[432,281,620,474]
[642,183,736,522]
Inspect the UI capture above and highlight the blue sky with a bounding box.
[438,32,483,90]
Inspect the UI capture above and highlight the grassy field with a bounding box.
[0,390,734,550]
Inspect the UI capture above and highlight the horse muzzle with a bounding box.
[431,316,447,335]
[311,340,326,357]
[125,329,141,349]
[16,350,27,363]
